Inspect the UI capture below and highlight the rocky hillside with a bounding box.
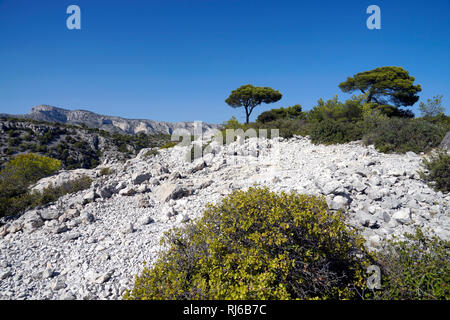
[0,117,172,169]
[0,135,448,300]
[16,105,220,135]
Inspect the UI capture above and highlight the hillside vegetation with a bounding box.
[223,96,449,153]
[0,116,171,170]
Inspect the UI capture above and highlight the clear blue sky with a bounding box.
[0,0,449,124]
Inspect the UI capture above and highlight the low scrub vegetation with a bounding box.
[256,105,306,123]
[143,149,160,158]
[363,118,445,154]
[0,153,92,217]
[159,141,179,149]
[124,187,374,300]
[222,117,309,139]
[419,150,450,193]
[373,228,449,300]
[307,95,363,123]
[29,175,93,208]
[309,119,364,145]
[223,92,448,155]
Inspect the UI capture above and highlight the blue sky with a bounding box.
[0,0,449,124]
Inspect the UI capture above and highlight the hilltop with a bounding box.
[10,105,219,135]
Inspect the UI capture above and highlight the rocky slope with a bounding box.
[0,135,449,300]
[20,105,220,135]
[0,118,172,169]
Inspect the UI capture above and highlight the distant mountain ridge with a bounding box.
[8,105,220,135]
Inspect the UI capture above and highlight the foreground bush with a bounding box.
[124,187,373,300]
[419,150,450,193]
[374,228,449,300]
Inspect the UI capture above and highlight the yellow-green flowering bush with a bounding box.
[0,153,61,217]
[124,187,374,300]
[2,153,61,185]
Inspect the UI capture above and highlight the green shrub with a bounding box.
[124,187,373,300]
[220,117,259,141]
[160,141,178,149]
[373,228,449,300]
[256,105,305,124]
[99,167,114,176]
[222,117,309,140]
[222,116,248,130]
[0,193,34,218]
[359,103,389,133]
[30,175,93,207]
[420,113,450,132]
[1,154,61,189]
[310,119,364,145]
[143,149,160,158]
[118,144,129,153]
[307,95,363,123]
[4,148,14,156]
[0,154,61,217]
[260,119,310,138]
[419,150,450,193]
[8,137,21,147]
[363,118,445,153]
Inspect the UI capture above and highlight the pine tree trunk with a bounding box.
[245,107,250,124]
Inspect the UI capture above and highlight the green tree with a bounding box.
[338,66,422,114]
[419,95,445,117]
[225,84,282,124]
